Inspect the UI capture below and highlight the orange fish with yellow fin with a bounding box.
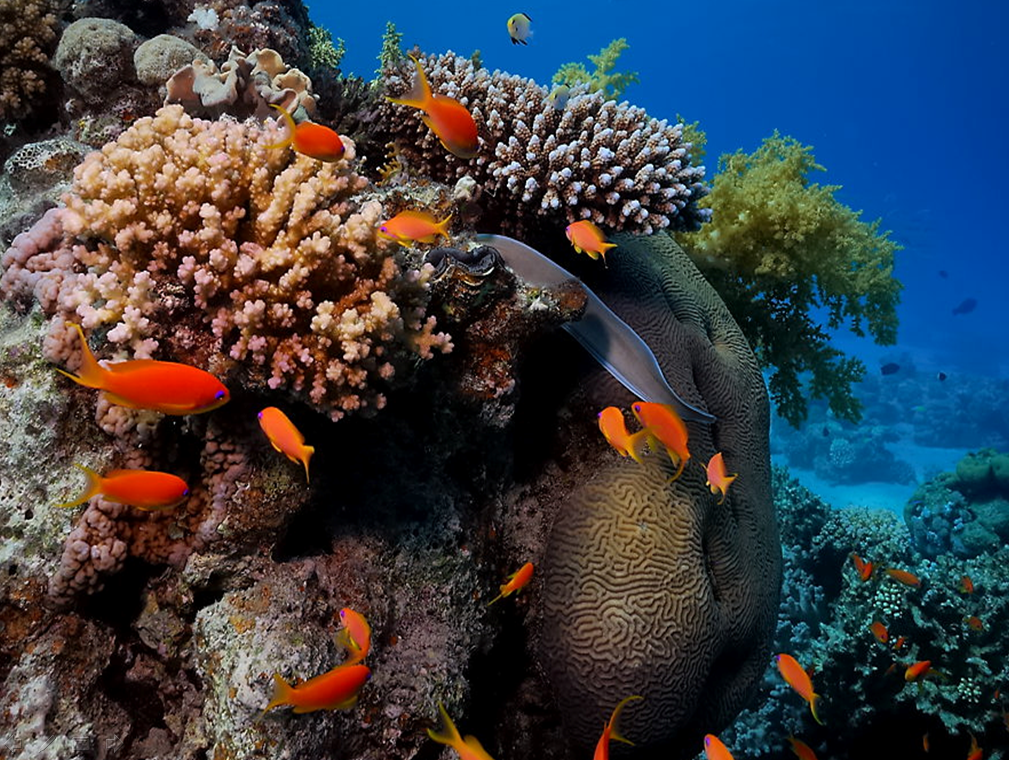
[705,452,737,504]
[57,464,189,511]
[266,103,345,162]
[566,220,616,263]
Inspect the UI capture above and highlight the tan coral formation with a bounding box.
[0,0,59,120]
[376,53,709,235]
[537,233,779,755]
[1,104,451,420]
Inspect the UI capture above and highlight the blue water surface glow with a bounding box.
[311,0,1009,379]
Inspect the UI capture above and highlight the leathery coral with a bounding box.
[1,104,451,420]
[375,52,709,235]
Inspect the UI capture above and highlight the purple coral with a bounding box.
[375,52,709,235]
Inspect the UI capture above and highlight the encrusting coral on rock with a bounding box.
[1,104,451,420]
[375,52,709,236]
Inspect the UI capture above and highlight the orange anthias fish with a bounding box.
[338,608,372,666]
[631,401,690,481]
[386,55,479,159]
[426,702,495,760]
[884,568,922,587]
[593,695,642,760]
[59,323,229,415]
[849,553,874,581]
[787,735,819,760]
[703,734,735,760]
[869,621,889,644]
[263,663,370,714]
[565,220,617,263]
[966,732,982,760]
[705,452,737,505]
[960,575,974,594]
[378,210,452,247]
[258,407,314,483]
[905,660,935,682]
[775,653,823,724]
[266,103,345,162]
[597,407,647,463]
[57,464,189,511]
[965,615,984,631]
[487,562,534,605]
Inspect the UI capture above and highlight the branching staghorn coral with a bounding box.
[374,52,708,236]
[678,132,903,426]
[552,38,640,101]
[1,104,451,420]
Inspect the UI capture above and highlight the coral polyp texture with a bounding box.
[1,105,451,419]
[375,52,709,235]
[0,0,59,120]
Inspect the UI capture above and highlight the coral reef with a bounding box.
[1,104,451,420]
[678,132,903,427]
[53,18,141,106]
[905,448,1009,558]
[723,468,1009,758]
[0,0,59,122]
[374,52,709,236]
[552,38,641,100]
[537,233,779,756]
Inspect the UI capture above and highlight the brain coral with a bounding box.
[537,233,779,755]
[375,53,709,236]
[1,105,451,420]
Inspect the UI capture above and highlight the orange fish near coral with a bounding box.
[849,553,874,581]
[264,663,370,714]
[266,103,345,162]
[58,323,229,415]
[892,635,907,652]
[703,734,735,760]
[57,464,189,511]
[775,653,823,724]
[386,55,479,159]
[487,561,534,605]
[631,401,690,481]
[869,621,889,644]
[378,210,453,247]
[597,407,647,463]
[884,568,921,587]
[966,732,982,760]
[338,608,372,666]
[566,220,617,263]
[905,660,935,682]
[960,575,974,594]
[705,452,737,505]
[258,407,314,483]
[965,615,984,631]
[426,702,496,760]
[593,695,642,760]
[787,736,819,760]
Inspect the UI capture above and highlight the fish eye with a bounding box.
[257,411,264,419]
[215,390,226,400]
[183,488,190,496]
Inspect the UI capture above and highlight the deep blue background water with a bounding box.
[310,1,1009,379]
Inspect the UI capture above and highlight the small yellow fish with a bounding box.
[257,407,314,483]
[565,220,616,263]
[507,13,532,45]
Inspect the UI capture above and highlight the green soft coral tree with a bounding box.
[552,38,640,100]
[678,132,903,426]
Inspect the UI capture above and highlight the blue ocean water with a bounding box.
[311,0,1009,509]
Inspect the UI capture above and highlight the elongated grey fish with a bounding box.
[476,233,716,424]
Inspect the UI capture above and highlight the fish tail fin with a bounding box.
[426,702,464,749]
[386,55,432,109]
[666,454,686,483]
[58,323,106,390]
[436,213,453,239]
[265,104,296,150]
[263,673,293,715]
[809,693,823,725]
[609,695,643,745]
[627,431,649,464]
[486,591,504,606]
[302,445,315,483]
[55,463,103,508]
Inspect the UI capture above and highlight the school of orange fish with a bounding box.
[44,13,994,760]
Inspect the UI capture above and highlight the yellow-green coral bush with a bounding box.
[552,38,640,100]
[678,132,903,426]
